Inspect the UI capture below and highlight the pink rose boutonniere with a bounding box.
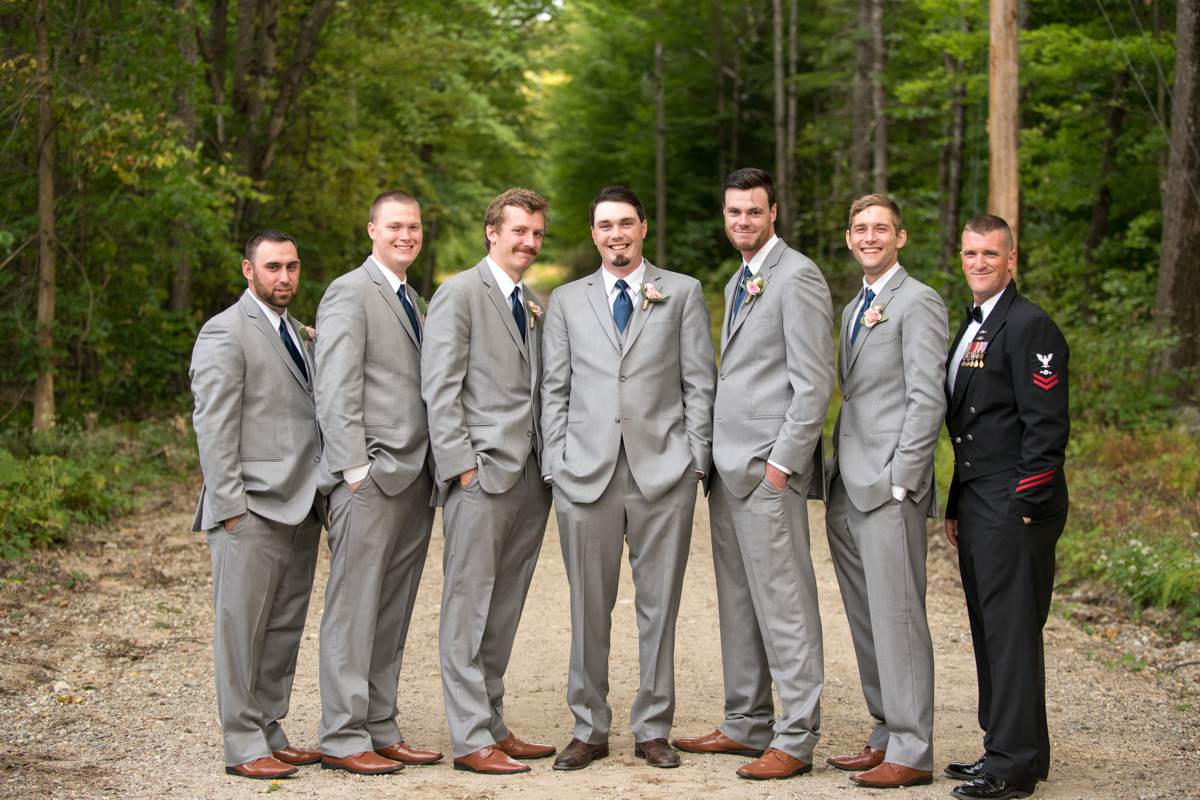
[527,300,543,329]
[640,281,670,310]
[299,324,316,344]
[861,302,888,328]
[743,275,767,304]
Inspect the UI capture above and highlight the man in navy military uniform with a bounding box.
[943,214,1069,800]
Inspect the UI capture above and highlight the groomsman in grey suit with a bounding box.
[823,195,947,789]
[674,167,833,780]
[541,186,715,771]
[190,230,327,779]
[313,190,442,775]
[421,188,556,774]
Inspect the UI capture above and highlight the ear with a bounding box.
[896,228,908,248]
[241,259,253,281]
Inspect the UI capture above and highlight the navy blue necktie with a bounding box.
[397,285,422,344]
[849,287,876,346]
[613,279,633,333]
[279,318,308,382]
[728,265,752,334]
[511,286,527,341]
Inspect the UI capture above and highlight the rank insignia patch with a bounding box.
[1033,352,1058,390]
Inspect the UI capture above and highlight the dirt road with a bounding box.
[1,485,1197,799]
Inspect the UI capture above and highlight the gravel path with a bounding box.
[1,483,1197,799]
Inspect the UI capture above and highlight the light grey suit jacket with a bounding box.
[190,291,327,531]
[422,260,544,506]
[314,257,429,497]
[712,239,834,499]
[828,267,947,512]
[541,262,716,504]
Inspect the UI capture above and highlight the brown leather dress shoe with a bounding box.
[735,748,813,780]
[552,738,609,771]
[827,745,886,771]
[376,741,444,765]
[850,762,934,788]
[453,745,531,774]
[272,745,322,766]
[320,751,405,775]
[634,738,680,768]
[672,729,764,757]
[225,756,299,779]
[496,733,556,760]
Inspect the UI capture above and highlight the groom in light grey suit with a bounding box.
[823,195,947,789]
[422,188,556,775]
[190,230,328,780]
[541,186,715,771]
[674,167,833,781]
[313,190,441,775]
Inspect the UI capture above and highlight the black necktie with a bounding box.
[397,285,422,344]
[728,265,752,335]
[278,318,308,382]
[613,279,633,333]
[849,287,877,346]
[967,304,983,323]
[511,286,526,341]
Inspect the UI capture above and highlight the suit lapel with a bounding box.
[719,266,741,356]
[726,239,786,351]
[622,261,662,355]
[585,268,621,353]
[242,293,310,390]
[365,258,421,350]
[478,260,530,364]
[846,267,908,376]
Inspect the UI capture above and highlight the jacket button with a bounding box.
[964,461,972,468]
[614,417,621,423]
[526,431,533,438]
[954,437,962,444]
[966,434,973,441]
[619,375,627,382]
[313,457,321,463]
[969,406,976,414]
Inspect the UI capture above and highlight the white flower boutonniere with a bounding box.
[743,275,767,305]
[861,302,888,328]
[639,281,670,310]
[527,300,543,329]
[299,324,316,344]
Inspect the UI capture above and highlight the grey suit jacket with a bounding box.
[541,262,716,504]
[314,257,430,497]
[712,239,834,499]
[828,267,948,513]
[422,259,544,506]
[190,291,327,531]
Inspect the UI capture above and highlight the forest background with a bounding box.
[0,0,1197,636]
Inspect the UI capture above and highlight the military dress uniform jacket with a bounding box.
[944,281,1069,520]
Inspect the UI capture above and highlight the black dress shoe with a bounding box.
[945,755,986,781]
[951,774,1033,799]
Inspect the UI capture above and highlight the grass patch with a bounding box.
[0,417,196,559]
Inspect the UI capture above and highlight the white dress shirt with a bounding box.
[946,286,1006,395]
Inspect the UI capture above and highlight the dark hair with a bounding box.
[483,187,550,252]
[589,186,645,226]
[244,229,297,262]
[848,194,903,231]
[963,213,1014,250]
[722,167,775,209]
[370,189,419,222]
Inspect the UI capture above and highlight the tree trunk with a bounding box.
[33,0,55,433]
[170,0,199,312]
[988,0,1020,242]
[938,54,966,273]
[731,45,741,168]
[1081,72,1127,319]
[785,0,798,239]
[713,0,728,179]
[654,40,667,267]
[870,0,887,194]
[1157,0,1200,391]
[772,0,789,231]
[850,0,871,195]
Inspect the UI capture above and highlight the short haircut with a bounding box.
[589,186,645,226]
[848,194,903,231]
[483,187,550,252]
[244,229,297,262]
[722,167,776,209]
[370,189,419,222]
[963,213,1014,250]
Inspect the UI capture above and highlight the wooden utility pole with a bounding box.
[988,0,1020,243]
[772,0,790,234]
[654,40,667,267]
[870,0,887,193]
[33,0,56,433]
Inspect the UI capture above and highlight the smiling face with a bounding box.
[723,187,777,261]
[368,199,423,277]
[242,239,300,313]
[487,205,545,281]
[591,200,647,275]
[960,227,1016,304]
[846,203,907,283]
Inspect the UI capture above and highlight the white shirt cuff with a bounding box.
[344,464,370,484]
[891,484,908,502]
[767,459,792,475]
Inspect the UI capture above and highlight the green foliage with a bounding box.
[0,420,196,559]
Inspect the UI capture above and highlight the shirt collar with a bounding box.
[246,288,288,330]
[369,255,405,294]
[602,260,647,296]
[863,262,903,298]
[485,255,520,299]
[743,235,780,276]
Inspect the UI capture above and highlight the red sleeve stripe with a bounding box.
[1016,468,1056,491]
